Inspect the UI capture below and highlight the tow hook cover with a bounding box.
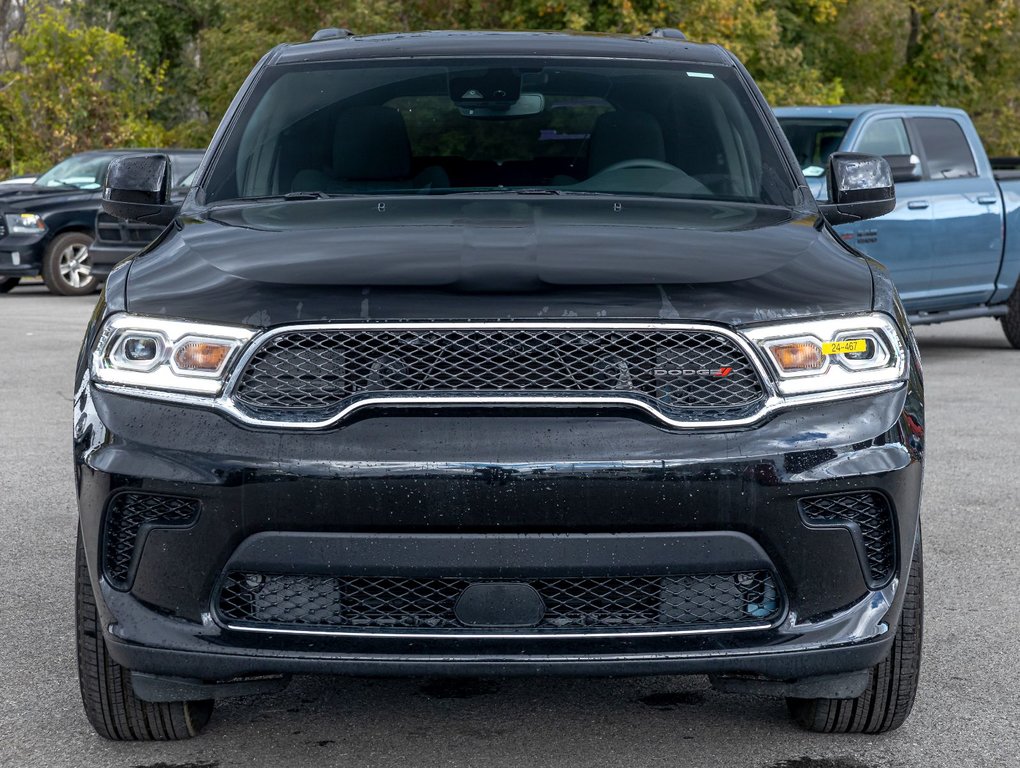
[454,583,546,627]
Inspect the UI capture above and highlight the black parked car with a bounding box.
[74,30,924,740]
[0,149,202,295]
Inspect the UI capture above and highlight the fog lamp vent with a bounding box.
[102,492,200,589]
[800,492,896,587]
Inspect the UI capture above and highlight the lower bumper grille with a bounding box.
[103,493,200,589]
[217,570,782,634]
[801,492,895,587]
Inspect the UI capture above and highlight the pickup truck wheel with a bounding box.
[76,529,214,740]
[42,232,97,295]
[0,276,19,293]
[1001,287,1020,349]
[786,534,923,734]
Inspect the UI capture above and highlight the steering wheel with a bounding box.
[595,158,681,175]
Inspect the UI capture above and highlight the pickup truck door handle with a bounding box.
[977,196,999,205]
[907,200,930,210]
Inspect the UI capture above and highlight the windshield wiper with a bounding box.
[206,191,354,206]
[280,190,331,200]
[40,179,81,189]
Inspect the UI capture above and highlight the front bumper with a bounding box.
[0,232,47,275]
[75,377,923,684]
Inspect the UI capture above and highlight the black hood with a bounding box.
[0,184,97,210]
[125,197,874,327]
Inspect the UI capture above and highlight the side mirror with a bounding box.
[102,154,177,225]
[819,152,895,226]
[884,153,922,184]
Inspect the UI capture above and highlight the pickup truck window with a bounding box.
[914,117,977,180]
[774,118,850,177]
[202,59,798,208]
[35,153,119,190]
[856,118,912,157]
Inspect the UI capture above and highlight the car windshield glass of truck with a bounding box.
[199,59,798,209]
[35,153,117,190]
[775,118,851,178]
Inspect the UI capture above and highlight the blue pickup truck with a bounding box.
[775,105,1020,347]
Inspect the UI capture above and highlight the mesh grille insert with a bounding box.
[801,492,895,586]
[103,493,200,588]
[217,571,781,633]
[231,326,765,422]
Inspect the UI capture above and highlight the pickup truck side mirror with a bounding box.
[102,154,177,226]
[884,154,923,184]
[819,152,896,226]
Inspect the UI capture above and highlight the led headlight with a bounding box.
[5,212,46,235]
[92,314,255,395]
[743,314,907,396]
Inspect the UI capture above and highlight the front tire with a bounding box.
[787,535,923,734]
[1002,285,1020,349]
[0,276,19,293]
[42,232,97,295]
[76,530,213,740]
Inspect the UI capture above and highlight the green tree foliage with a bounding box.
[193,0,846,126]
[675,0,844,104]
[197,0,405,126]
[796,0,1020,153]
[4,0,1020,176]
[75,0,220,129]
[897,1,1020,154]
[0,7,165,174]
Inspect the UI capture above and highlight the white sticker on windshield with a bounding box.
[686,71,715,79]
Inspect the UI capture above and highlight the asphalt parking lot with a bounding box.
[1,283,1017,768]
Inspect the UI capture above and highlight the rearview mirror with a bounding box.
[884,154,922,184]
[459,93,545,118]
[819,152,895,226]
[102,154,177,225]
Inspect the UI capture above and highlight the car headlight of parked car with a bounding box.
[91,314,254,395]
[5,212,46,235]
[743,313,907,396]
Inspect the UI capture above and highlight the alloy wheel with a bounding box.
[59,243,93,289]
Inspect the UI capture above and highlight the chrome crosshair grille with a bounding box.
[230,324,767,423]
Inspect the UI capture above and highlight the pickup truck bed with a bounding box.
[991,157,1020,182]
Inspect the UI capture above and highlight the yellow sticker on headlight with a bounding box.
[822,339,867,355]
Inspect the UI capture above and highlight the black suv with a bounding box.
[0,149,202,295]
[74,30,924,740]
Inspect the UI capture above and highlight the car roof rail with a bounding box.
[311,28,354,42]
[646,28,687,41]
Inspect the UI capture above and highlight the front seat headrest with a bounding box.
[333,106,412,181]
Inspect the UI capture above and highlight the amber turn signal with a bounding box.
[173,340,232,372]
[768,341,824,372]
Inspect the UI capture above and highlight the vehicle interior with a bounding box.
[775,118,851,177]
[204,61,795,206]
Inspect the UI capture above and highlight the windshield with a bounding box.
[35,154,118,190]
[201,59,798,207]
[776,118,851,178]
